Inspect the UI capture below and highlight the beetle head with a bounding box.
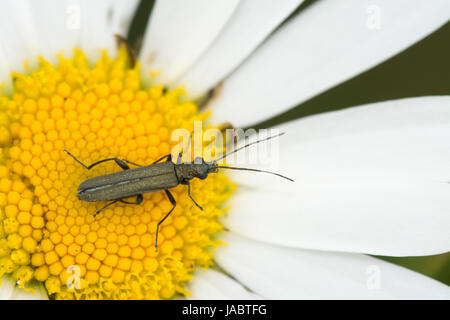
[193,157,218,179]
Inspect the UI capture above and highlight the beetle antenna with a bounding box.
[217,165,294,182]
[214,132,285,162]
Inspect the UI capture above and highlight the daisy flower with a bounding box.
[0,0,449,300]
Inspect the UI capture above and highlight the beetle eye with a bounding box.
[197,168,208,179]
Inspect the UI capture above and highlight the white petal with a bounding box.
[0,277,48,300]
[223,97,450,256]
[0,0,138,73]
[109,0,140,37]
[79,0,139,60]
[0,0,82,67]
[174,0,303,98]
[0,277,16,300]
[215,233,450,299]
[139,0,240,85]
[0,0,42,72]
[0,45,12,90]
[226,182,450,256]
[207,0,450,126]
[230,97,450,185]
[9,284,48,300]
[26,0,81,62]
[188,268,263,300]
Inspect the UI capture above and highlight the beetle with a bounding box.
[64,133,293,250]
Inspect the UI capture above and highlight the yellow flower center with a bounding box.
[0,47,235,299]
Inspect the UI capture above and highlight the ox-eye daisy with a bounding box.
[0,0,449,299]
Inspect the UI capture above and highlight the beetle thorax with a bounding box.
[175,163,208,182]
[175,158,217,183]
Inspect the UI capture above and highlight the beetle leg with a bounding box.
[176,152,183,165]
[94,195,143,217]
[64,150,130,170]
[119,194,143,205]
[122,159,143,167]
[94,200,119,216]
[152,154,172,164]
[152,151,184,165]
[187,181,203,211]
[155,190,177,251]
[89,158,130,170]
[176,134,192,165]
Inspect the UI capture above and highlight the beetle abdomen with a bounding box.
[78,162,179,202]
